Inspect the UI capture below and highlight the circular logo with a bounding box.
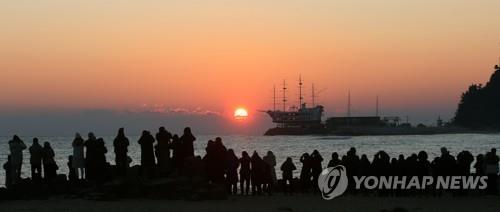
[317,165,348,200]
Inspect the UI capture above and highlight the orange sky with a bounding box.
[1,1,500,124]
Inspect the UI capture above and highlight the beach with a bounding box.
[2,194,500,212]
[2,134,500,187]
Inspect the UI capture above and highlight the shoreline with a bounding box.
[2,194,500,212]
[264,126,500,136]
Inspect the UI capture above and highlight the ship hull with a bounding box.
[330,126,475,136]
[264,127,329,136]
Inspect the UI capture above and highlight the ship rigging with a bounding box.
[263,76,325,135]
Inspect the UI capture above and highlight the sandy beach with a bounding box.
[2,194,500,212]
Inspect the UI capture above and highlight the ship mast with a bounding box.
[299,75,303,108]
[282,80,287,111]
[347,89,351,117]
[376,95,379,117]
[273,84,276,112]
[311,83,315,107]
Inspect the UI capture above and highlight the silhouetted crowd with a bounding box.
[3,127,500,197]
[322,147,499,196]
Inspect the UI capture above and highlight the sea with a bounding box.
[1,133,500,187]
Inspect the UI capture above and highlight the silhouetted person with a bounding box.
[390,158,398,176]
[113,128,129,177]
[341,155,347,166]
[474,154,485,175]
[485,148,499,194]
[373,151,390,177]
[155,127,172,175]
[281,157,296,195]
[29,138,43,182]
[434,148,456,197]
[263,151,276,195]
[457,151,474,175]
[72,133,85,180]
[299,153,312,192]
[250,151,263,195]
[203,139,222,183]
[8,135,26,184]
[213,137,227,183]
[372,151,391,196]
[42,142,58,182]
[454,150,473,195]
[310,150,323,192]
[180,127,196,158]
[416,151,431,177]
[95,138,108,183]
[430,156,440,176]
[171,134,183,172]
[138,130,156,178]
[397,154,406,177]
[85,133,98,181]
[189,156,204,178]
[3,155,12,188]
[345,147,360,192]
[204,140,216,181]
[263,151,277,183]
[239,151,251,195]
[68,156,77,182]
[439,147,456,177]
[225,149,239,194]
[328,152,341,168]
[359,154,371,176]
[345,147,360,176]
[262,160,273,195]
[408,154,419,177]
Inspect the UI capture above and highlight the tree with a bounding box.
[454,65,500,128]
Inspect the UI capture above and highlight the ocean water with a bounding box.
[1,134,500,187]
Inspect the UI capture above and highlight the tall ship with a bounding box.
[263,77,328,135]
[262,76,460,136]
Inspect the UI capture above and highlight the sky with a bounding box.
[1,1,500,135]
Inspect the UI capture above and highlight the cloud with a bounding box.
[132,104,222,116]
[0,108,272,136]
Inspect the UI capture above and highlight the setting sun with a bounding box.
[234,108,249,120]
